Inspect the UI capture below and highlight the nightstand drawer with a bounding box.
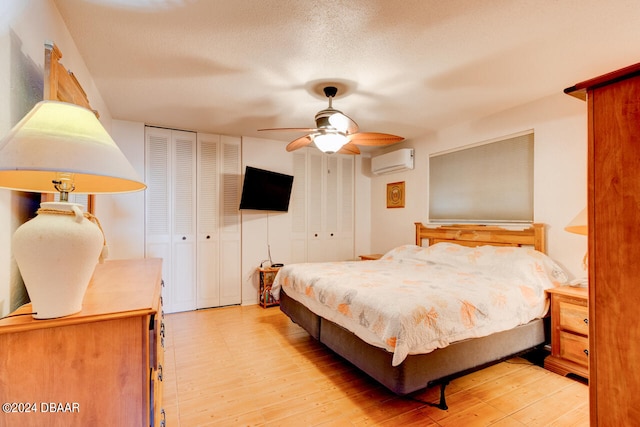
[558,300,588,335]
[544,286,589,379]
[559,330,589,367]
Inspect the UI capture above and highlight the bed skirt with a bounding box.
[279,289,546,395]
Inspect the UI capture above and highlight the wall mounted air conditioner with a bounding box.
[371,148,414,175]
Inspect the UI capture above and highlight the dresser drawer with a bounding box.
[559,330,589,367]
[558,300,588,335]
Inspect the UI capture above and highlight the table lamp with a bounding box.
[0,100,146,318]
[565,207,588,287]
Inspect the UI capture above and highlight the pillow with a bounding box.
[380,244,425,261]
[382,242,567,288]
[430,243,568,288]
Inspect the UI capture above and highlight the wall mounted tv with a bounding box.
[239,166,294,212]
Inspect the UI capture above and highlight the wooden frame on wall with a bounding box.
[41,41,97,213]
[386,181,405,208]
[44,42,95,114]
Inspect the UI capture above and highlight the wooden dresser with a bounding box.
[566,63,640,425]
[544,286,589,379]
[0,258,164,427]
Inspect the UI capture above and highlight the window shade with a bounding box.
[429,131,534,223]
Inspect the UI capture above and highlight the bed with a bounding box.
[271,222,567,409]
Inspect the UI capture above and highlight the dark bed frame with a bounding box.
[278,222,548,409]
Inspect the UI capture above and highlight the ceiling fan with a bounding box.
[258,86,404,155]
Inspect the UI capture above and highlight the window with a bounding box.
[429,130,534,223]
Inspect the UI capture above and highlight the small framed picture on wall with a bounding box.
[386,181,405,208]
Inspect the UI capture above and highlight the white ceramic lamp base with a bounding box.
[12,202,104,319]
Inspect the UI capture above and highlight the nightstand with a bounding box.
[359,254,383,260]
[544,286,589,379]
[257,267,281,308]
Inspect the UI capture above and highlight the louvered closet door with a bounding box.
[323,155,355,261]
[307,151,325,261]
[218,136,241,306]
[290,152,308,263]
[145,127,197,313]
[196,133,220,309]
[337,156,355,260]
[145,127,173,311]
[196,134,241,308]
[170,130,197,312]
[302,150,355,262]
[324,155,340,260]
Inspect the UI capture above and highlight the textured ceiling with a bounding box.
[53,0,640,146]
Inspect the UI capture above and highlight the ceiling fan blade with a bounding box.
[258,127,319,133]
[336,142,360,155]
[348,132,404,146]
[286,135,313,152]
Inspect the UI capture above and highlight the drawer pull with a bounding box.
[584,349,589,356]
[583,318,588,325]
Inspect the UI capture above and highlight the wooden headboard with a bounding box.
[415,222,546,253]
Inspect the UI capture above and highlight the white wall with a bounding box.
[96,120,146,260]
[371,92,588,280]
[239,137,295,305]
[240,136,371,304]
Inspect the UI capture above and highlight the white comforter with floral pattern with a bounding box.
[271,243,567,366]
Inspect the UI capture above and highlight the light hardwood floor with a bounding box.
[162,305,588,426]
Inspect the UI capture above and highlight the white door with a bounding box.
[296,149,355,263]
[196,133,220,309]
[196,134,241,309]
[307,151,325,261]
[145,127,173,311]
[218,136,241,306]
[337,156,355,260]
[145,127,197,313]
[290,152,308,264]
[169,130,197,312]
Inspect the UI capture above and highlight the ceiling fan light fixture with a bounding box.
[328,112,349,132]
[314,132,348,154]
[259,83,404,154]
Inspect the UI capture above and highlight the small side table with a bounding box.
[359,254,383,260]
[257,267,281,308]
[544,286,589,379]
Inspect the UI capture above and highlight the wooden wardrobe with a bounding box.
[565,63,640,425]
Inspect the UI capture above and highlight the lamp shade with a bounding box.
[0,100,145,194]
[565,207,588,235]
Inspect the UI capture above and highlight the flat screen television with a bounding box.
[239,166,294,212]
